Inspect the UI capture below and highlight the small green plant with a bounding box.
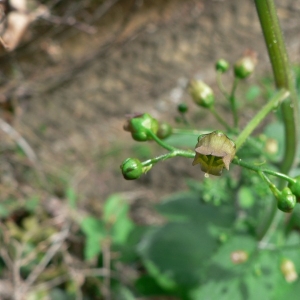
[119,0,300,298]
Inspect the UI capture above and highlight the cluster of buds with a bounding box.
[121,113,173,180]
[123,113,159,142]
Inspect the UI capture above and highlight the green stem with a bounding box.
[217,71,229,98]
[142,149,194,167]
[209,107,232,131]
[254,0,299,241]
[232,157,294,184]
[172,128,209,136]
[235,88,289,151]
[229,78,239,128]
[180,112,189,125]
[258,171,280,198]
[147,131,175,152]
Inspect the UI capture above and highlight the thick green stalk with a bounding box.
[255,0,298,172]
[254,0,299,240]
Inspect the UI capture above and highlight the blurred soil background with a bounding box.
[2,0,300,203]
[0,0,300,298]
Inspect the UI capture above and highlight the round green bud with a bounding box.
[177,103,188,113]
[188,80,214,109]
[288,175,300,201]
[281,259,298,283]
[277,187,296,213]
[123,113,159,142]
[215,59,230,73]
[120,158,143,180]
[234,53,257,79]
[157,122,172,139]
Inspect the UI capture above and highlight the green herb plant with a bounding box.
[119,0,300,298]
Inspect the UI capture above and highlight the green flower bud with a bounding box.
[230,250,248,264]
[120,158,143,180]
[215,59,230,73]
[192,130,236,176]
[157,122,172,139]
[177,103,188,113]
[288,175,300,201]
[277,187,296,213]
[281,259,298,283]
[123,113,159,142]
[234,51,257,79]
[188,80,214,108]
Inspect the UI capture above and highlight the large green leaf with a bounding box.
[263,121,284,161]
[138,223,217,289]
[137,191,235,290]
[80,217,106,260]
[164,133,198,149]
[103,194,135,245]
[191,236,291,300]
[156,191,235,227]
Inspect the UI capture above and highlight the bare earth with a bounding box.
[0,0,299,212]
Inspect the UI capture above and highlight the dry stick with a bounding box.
[102,239,112,300]
[0,117,51,190]
[12,241,25,300]
[93,0,121,21]
[0,118,37,163]
[33,274,70,292]
[39,14,96,35]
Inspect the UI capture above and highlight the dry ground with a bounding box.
[0,0,299,211]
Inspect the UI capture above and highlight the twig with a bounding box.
[93,0,121,22]
[0,118,37,164]
[102,239,111,300]
[20,225,70,294]
[32,274,69,292]
[39,15,96,35]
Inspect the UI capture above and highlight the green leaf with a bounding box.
[209,236,256,271]
[156,191,235,227]
[24,196,39,212]
[84,236,101,261]
[80,217,106,260]
[0,204,9,218]
[263,121,284,161]
[138,223,218,289]
[164,133,197,148]
[190,277,242,300]
[135,275,172,296]
[192,237,287,300]
[103,194,127,223]
[246,85,261,102]
[238,187,255,209]
[66,187,77,209]
[103,194,134,245]
[113,286,136,300]
[186,176,235,206]
[80,217,105,237]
